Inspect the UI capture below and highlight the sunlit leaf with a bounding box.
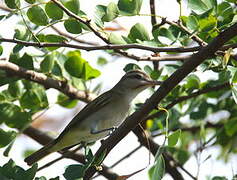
[128,23,150,42]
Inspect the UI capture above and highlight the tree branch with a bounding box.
[23,126,118,179]
[1,38,237,54]
[0,60,94,103]
[84,22,237,179]
[150,0,157,26]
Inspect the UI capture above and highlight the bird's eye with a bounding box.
[133,74,143,79]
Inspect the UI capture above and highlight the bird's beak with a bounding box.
[148,80,162,86]
[145,80,162,86]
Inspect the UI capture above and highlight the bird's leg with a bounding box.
[81,141,88,161]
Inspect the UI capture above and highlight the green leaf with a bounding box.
[102,2,119,22]
[0,46,3,56]
[123,63,140,72]
[63,0,80,15]
[10,53,34,70]
[128,23,150,42]
[82,62,101,80]
[153,27,176,43]
[0,15,5,21]
[20,163,38,180]
[13,44,24,53]
[188,0,210,14]
[64,55,84,78]
[224,117,237,136]
[20,88,48,111]
[5,110,31,129]
[45,1,63,20]
[186,15,199,31]
[0,103,20,124]
[94,5,106,27]
[223,48,232,68]
[40,54,55,73]
[63,164,85,180]
[185,74,200,90]
[27,6,48,26]
[0,159,38,179]
[57,93,78,108]
[64,19,82,34]
[97,57,108,66]
[44,34,67,51]
[118,0,142,16]
[149,155,165,180]
[4,0,20,9]
[217,2,234,26]
[211,176,228,180]
[8,80,23,98]
[35,177,47,180]
[0,129,16,148]
[14,26,30,41]
[52,62,63,77]
[231,85,237,104]
[199,15,217,32]
[108,33,127,44]
[64,51,101,80]
[24,0,35,4]
[168,129,181,147]
[227,66,237,83]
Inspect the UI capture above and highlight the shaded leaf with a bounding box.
[63,0,80,15]
[40,54,55,73]
[168,129,181,147]
[0,129,16,148]
[64,19,82,34]
[4,0,20,9]
[45,1,63,20]
[57,93,78,108]
[118,0,142,16]
[63,164,85,180]
[27,6,48,26]
[149,155,165,180]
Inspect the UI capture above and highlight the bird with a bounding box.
[24,70,161,165]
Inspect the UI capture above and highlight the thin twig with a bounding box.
[151,122,223,137]
[146,82,230,120]
[51,26,99,46]
[1,38,237,54]
[38,146,82,171]
[110,145,142,168]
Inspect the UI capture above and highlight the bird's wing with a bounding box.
[54,90,113,142]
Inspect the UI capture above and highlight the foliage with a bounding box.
[0,0,237,179]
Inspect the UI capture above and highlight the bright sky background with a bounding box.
[0,0,237,180]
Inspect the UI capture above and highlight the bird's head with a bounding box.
[113,70,162,98]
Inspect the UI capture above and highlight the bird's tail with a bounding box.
[24,141,55,166]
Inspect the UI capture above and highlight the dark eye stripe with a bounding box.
[128,74,144,80]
